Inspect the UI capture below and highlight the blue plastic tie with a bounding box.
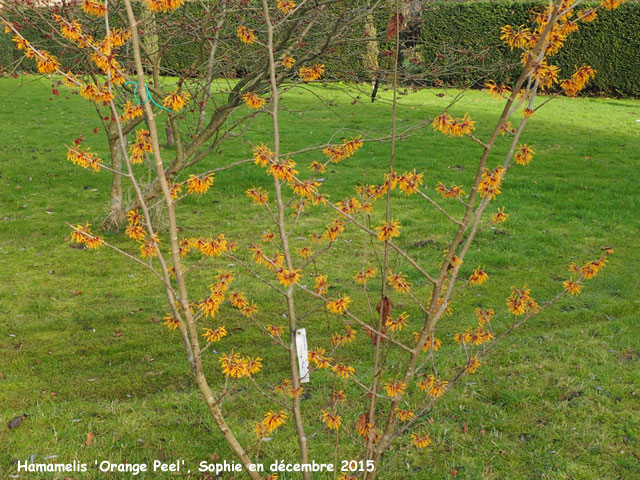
[124,80,171,113]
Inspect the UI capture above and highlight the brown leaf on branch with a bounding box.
[386,13,404,42]
[370,296,393,345]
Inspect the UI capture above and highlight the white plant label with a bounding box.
[295,328,310,383]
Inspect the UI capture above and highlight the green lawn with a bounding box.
[0,75,639,479]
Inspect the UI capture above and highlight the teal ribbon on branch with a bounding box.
[124,80,171,113]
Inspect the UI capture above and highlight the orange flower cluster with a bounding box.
[383,380,407,397]
[395,409,415,422]
[146,0,185,13]
[322,137,363,163]
[246,186,269,205]
[354,267,377,284]
[331,363,355,379]
[563,278,583,296]
[435,182,466,199]
[70,223,104,249]
[475,308,495,325]
[140,234,160,258]
[569,254,610,279]
[492,206,509,224]
[299,64,325,82]
[412,333,442,352]
[514,144,535,166]
[237,26,256,44]
[66,146,102,172]
[532,61,560,90]
[375,219,400,242]
[388,271,412,294]
[242,92,265,109]
[469,266,489,286]
[485,80,511,99]
[277,268,302,287]
[81,0,106,16]
[478,167,505,200]
[431,113,475,137]
[256,411,287,439]
[190,234,231,258]
[320,410,342,430]
[266,324,284,337]
[125,209,147,242]
[121,101,143,122]
[410,432,432,449]
[322,218,346,243]
[79,83,114,105]
[385,312,409,332]
[453,326,494,346]
[308,347,332,369]
[277,0,296,14]
[163,313,181,330]
[506,285,539,316]
[220,352,262,379]
[202,326,227,343]
[561,65,597,96]
[129,129,153,164]
[163,89,190,112]
[314,275,329,295]
[395,169,424,195]
[331,325,356,347]
[417,374,448,398]
[267,158,298,182]
[186,174,215,194]
[326,295,351,315]
[281,56,296,68]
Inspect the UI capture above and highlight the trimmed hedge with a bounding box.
[420,1,640,97]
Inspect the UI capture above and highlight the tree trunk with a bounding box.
[103,129,126,230]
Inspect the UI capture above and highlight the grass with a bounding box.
[0,75,639,479]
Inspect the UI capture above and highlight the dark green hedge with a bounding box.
[420,1,640,97]
[3,1,639,97]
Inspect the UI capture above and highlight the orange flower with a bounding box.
[492,207,509,224]
[277,0,296,13]
[385,312,409,332]
[281,56,296,68]
[395,409,414,422]
[375,219,400,242]
[81,0,106,16]
[326,296,351,315]
[485,80,511,99]
[163,314,181,330]
[470,266,489,286]
[162,89,190,112]
[514,144,535,166]
[242,92,265,109]
[563,278,583,295]
[202,326,227,343]
[320,409,342,430]
[299,64,325,81]
[70,223,104,249]
[384,380,407,397]
[186,174,214,194]
[388,271,412,293]
[237,25,256,44]
[277,269,302,287]
[262,410,287,432]
[410,432,432,449]
[331,363,354,379]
